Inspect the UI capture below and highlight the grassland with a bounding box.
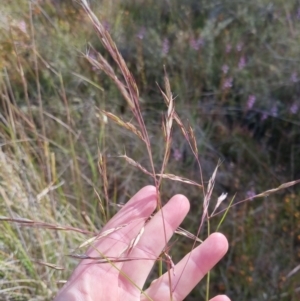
[0,0,300,300]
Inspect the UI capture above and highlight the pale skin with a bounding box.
[54,186,230,301]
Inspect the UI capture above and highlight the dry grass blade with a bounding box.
[66,254,117,264]
[80,0,158,194]
[80,0,139,111]
[43,111,78,136]
[158,82,190,147]
[175,227,203,243]
[0,217,94,235]
[213,179,300,217]
[81,211,98,232]
[203,161,221,214]
[120,154,153,177]
[109,202,203,243]
[100,110,144,140]
[125,226,145,255]
[85,52,133,107]
[158,73,174,141]
[157,71,176,192]
[163,251,175,276]
[158,80,204,190]
[76,224,128,250]
[163,72,174,140]
[156,173,202,187]
[210,192,228,217]
[164,67,172,100]
[286,264,300,278]
[77,236,98,250]
[72,72,104,91]
[188,124,198,156]
[206,161,221,200]
[36,181,64,202]
[33,261,64,270]
[253,179,300,198]
[166,101,174,139]
[98,151,109,219]
[67,253,157,264]
[195,161,222,234]
[93,187,106,219]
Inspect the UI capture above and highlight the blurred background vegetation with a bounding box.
[0,0,299,300]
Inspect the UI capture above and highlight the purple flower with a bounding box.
[223,77,233,89]
[162,38,170,55]
[271,105,278,117]
[136,27,146,40]
[290,103,299,114]
[286,13,292,21]
[222,64,229,74]
[226,44,232,53]
[189,37,204,50]
[236,42,243,52]
[246,188,256,200]
[290,72,298,83]
[238,56,246,70]
[297,8,300,20]
[173,148,182,161]
[87,51,98,71]
[247,95,256,109]
[261,112,268,120]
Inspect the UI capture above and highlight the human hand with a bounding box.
[54,186,230,301]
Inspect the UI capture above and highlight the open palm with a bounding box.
[54,186,230,301]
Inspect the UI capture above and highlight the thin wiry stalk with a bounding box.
[212,179,300,218]
[157,70,175,190]
[0,216,95,235]
[10,28,34,128]
[79,2,174,295]
[158,76,205,194]
[98,151,110,220]
[172,161,221,294]
[100,110,144,141]
[29,1,49,184]
[80,1,157,188]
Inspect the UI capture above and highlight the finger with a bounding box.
[143,233,228,301]
[120,194,190,299]
[210,295,231,301]
[56,186,157,297]
[87,185,157,258]
[103,185,158,231]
